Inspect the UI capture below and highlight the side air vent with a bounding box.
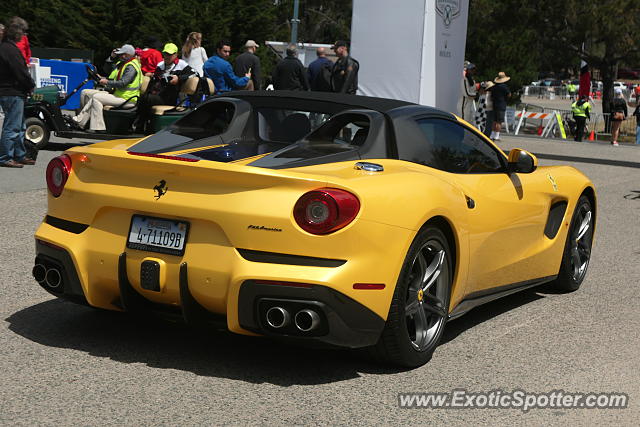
[544,201,568,239]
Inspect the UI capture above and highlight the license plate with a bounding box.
[127,215,189,256]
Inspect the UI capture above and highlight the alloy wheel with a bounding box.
[570,204,592,282]
[404,241,448,351]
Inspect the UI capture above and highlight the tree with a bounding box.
[543,0,640,115]
[1,0,351,85]
[273,0,352,44]
[466,0,574,96]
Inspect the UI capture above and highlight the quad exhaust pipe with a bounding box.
[263,304,322,333]
[32,264,47,283]
[294,309,320,332]
[46,268,62,289]
[33,263,62,290]
[266,306,290,329]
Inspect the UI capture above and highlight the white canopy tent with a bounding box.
[351,0,469,115]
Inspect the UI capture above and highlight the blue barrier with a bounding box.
[38,59,94,110]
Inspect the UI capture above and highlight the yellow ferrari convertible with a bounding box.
[33,91,596,367]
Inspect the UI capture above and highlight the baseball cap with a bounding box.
[332,40,348,50]
[614,87,623,95]
[162,43,179,55]
[114,44,135,56]
[244,40,259,48]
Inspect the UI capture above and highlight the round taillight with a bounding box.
[293,188,360,235]
[46,155,72,197]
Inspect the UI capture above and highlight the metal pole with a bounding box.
[291,0,300,45]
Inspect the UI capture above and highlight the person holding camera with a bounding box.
[135,42,195,133]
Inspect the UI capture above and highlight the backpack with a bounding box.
[313,62,333,92]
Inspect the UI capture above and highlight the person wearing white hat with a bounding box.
[477,80,494,137]
[73,44,142,132]
[610,87,627,146]
[233,40,261,90]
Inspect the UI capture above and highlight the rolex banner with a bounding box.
[351,0,469,114]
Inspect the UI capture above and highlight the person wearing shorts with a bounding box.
[610,88,627,146]
[490,72,511,141]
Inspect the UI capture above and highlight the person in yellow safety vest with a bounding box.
[571,95,591,142]
[567,82,577,100]
[73,44,142,133]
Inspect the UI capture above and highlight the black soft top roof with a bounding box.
[217,90,424,114]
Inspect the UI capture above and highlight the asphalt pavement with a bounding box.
[1,134,638,425]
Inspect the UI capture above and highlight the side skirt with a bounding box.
[447,275,557,320]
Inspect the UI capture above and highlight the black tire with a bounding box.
[24,117,50,149]
[551,195,594,292]
[370,226,452,368]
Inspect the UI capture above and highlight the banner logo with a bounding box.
[436,0,461,28]
[40,75,68,92]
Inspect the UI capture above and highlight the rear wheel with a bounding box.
[551,195,593,291]
[371,226,452,368]
[25,117,50,149]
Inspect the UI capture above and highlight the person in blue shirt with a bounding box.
[203,40,251,94]
[307,47,333,92]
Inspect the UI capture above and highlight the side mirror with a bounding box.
[507,148,538,173]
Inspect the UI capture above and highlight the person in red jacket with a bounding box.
[139,35,163,76]
[15,34,31,66]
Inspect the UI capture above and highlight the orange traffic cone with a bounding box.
[537,125,543,135]
[588,130,595,141]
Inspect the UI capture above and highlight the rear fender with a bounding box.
[324,165,471,314]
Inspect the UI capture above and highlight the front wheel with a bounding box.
[25,117,50,149]
[551,195,594,292]
[370,226,452,368]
